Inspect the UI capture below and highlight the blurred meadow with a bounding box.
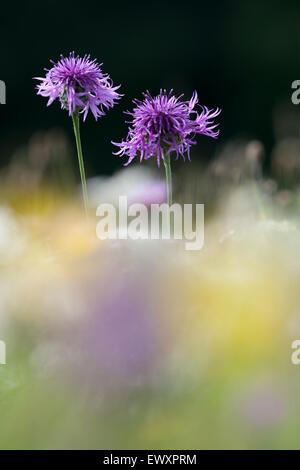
[0,130,300,449]
[1,0,300,451]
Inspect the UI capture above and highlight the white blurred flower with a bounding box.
[86,166,166,208]
[0,207,26,264]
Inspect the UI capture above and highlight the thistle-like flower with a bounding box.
[113,89,221,167]
[35,52,121,121]
[113,89,221,205]
[34,53,122,215]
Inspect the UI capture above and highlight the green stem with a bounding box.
[163,153,173,206]
[71,111,89,215]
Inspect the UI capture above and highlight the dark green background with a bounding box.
[0,0,299,175]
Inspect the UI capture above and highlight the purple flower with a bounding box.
[35,52,121,121]
[113,89,221,167]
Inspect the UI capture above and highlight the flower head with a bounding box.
[113,89,221,167]
[35,52,121,121]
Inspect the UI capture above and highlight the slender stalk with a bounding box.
[71,111,89,215]
[163,153,173,206]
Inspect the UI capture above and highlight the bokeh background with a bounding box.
[1,0,300,174]
[1,0,300,451]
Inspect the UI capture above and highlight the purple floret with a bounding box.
[35,52,121,121]
[113,89,221,167]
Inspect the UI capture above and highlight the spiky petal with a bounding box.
[34,52,121,121]
[113,90,221,167]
